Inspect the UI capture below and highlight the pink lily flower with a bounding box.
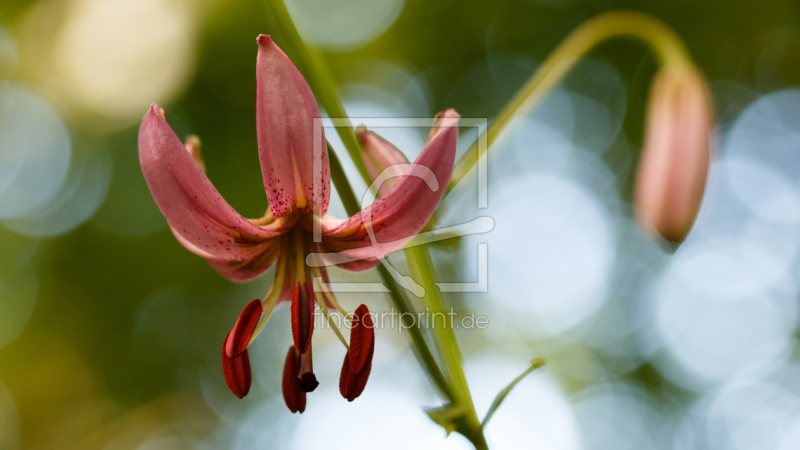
[138,35,459,409]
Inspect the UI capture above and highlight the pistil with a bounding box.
[295,342,319,392]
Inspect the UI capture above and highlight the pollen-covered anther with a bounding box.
[222,332,252,399]
[349,304,375,375]
[282,345,306,413]
[340,304,375,402]
[339,345,373,402]
[291,281,314,354]
[225,299,263,358]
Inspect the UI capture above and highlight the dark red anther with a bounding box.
[349,304,374,375]
[294,341,319,393]
[339,344,373,402]
[222,332,252,399]
[291,281,314,354]
[225,299,263,358]
[282,345,306,413]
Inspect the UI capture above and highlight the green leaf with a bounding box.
[481,358,547,429]
[425,404,467,436]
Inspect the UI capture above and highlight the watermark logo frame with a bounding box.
[311,117,491,296]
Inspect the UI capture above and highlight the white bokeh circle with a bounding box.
[652,241,798,390]
[0,82,71,219]
[286,0,405,52]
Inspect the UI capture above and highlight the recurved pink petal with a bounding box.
[357,126,410,197]
[169,227,277,281]
[321,112,459,261]
[208,243,281,282]
[256,35,330,218]
[139,104,294,264]
[327,256,381,272]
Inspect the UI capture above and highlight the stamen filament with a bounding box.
[248,239,290,346]
[249,290,279,346]
[305,249,351,321]
[316,281,349,320]
[311,266,349,350]
[293,229,306,283]
[323,288,351,320]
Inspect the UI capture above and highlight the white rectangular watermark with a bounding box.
[311,117,490,296]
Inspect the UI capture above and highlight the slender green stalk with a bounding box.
[377,265,455,401]
[328,143,454,402]
[405,246,487,449]
[480,358,546,428]
[265,0,369,182]
[431,11,693,225]
[327,144,361,215]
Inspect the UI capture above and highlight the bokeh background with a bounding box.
[1,0,800,448]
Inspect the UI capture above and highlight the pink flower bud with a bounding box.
[634,66,712,243]
[356,126,410,197]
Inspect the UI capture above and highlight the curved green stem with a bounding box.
[405,246,487,449]
[431,11,692,225]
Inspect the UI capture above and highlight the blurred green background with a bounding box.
[1,0,800,449]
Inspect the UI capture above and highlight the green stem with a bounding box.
[265,0,369,182]
[327,144,361,215]
[405,246,487,449]
[431,11,692,225]
[328,143,454,402]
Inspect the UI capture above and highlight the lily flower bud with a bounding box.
[356,126,410,197]
[634,66,712,243]
[356,109,460,198]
